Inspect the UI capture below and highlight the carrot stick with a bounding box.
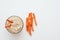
[7,19,13,23]
[28,26,32,36]
[26,18,29,32]
[33,13,37,26]
[5,24,11,29]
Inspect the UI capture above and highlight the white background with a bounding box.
[0,0,60,40]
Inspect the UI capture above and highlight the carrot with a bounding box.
[26,18,29,32]
[5,19,13,29]
[7,19,13,23]
[33,13,37,26]
[28,26,32,36]
[26,12,37,36]
[5,24,11,29]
